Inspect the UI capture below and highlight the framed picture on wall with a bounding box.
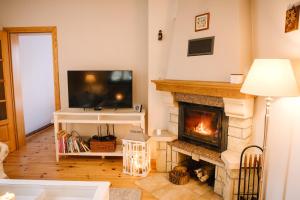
[285,6,299,33]
[195,13,210,31]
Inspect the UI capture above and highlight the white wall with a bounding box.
[0,0,148,109]
[148,0,177,136]
[147,0,252,136]
[18,34,55,134]
[166,0,252,81]
[252,0,300,199]
[285,101,300,199]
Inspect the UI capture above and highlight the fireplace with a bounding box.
[152,80,255,199]
[178,102,228,152]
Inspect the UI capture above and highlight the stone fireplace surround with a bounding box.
[152,80,255,200]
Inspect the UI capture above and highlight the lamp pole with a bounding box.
[259,97,272,200]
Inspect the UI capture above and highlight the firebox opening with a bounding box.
[179,102,228,152]
[185,109,219,139]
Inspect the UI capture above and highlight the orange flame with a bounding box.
[194,122,212,135]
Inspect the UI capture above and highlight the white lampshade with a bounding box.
[241,59,299,97]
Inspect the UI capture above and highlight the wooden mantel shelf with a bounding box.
[152,79,253,99]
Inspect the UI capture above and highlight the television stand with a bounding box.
[53,108,146,162]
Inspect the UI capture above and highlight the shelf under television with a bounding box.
[55,108,145,125]
[58,144,123,157]
[56,119,143,124]
[54,108,145,162]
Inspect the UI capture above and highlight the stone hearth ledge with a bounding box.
[221,150,241,170]
[168,140,224,167]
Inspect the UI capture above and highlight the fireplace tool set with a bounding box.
[236,145,263,200]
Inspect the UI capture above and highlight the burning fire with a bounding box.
[194,122,212,135]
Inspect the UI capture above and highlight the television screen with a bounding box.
[68,70,132,108]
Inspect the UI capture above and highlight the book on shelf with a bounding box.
[57,130,90,153]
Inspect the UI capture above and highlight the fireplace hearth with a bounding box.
[178,102,228,152]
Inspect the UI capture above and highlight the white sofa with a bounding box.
[0,142,8,179]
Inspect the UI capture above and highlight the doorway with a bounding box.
[12,33,55,136]
[4,27,61,148]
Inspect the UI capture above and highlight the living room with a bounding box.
[0,0,299,199]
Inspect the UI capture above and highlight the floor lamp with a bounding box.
[240,59,299,200]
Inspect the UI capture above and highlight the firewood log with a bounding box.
[195,165,214,183]
[169,166,190,185]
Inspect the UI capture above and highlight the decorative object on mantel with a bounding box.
[169,166,190,185]
[285,6,299,33]
[195,13,210,31]
[158,30,163,41]
[241,59,300,200]
[230,74,244,84]
[122,127,151,177]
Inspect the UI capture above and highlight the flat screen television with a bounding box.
[68,70,132,109]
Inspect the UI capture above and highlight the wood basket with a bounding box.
[90,138,116,152]
[169,166,190,185]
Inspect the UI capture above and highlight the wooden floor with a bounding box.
[3,126,156,200]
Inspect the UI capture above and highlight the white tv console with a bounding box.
[54,108,145,162]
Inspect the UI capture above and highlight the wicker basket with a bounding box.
[90,138,116,152]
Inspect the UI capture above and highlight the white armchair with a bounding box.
[0,142,9,178]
